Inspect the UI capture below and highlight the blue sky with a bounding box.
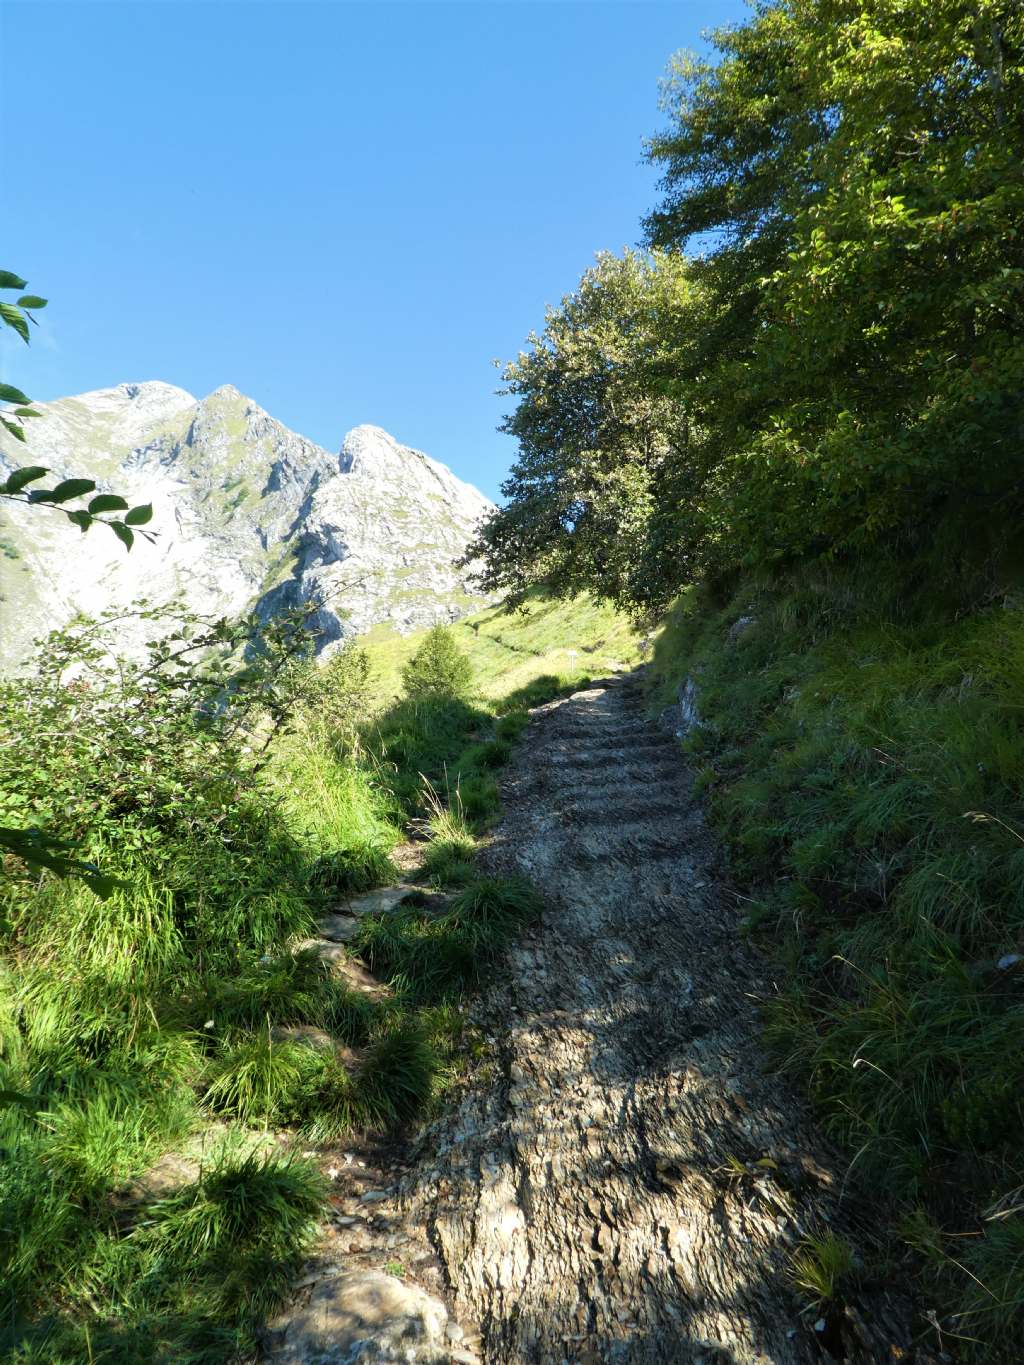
[2,0,746,499]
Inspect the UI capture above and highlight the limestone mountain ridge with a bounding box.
[0,381,494,668]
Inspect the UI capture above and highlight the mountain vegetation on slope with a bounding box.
[0,586,632,1358]
[3,0,1022,1354]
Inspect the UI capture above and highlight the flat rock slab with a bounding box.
[270,1024,336,1050]
[318,913,361,943]
[343,885,419,919]
[297,938,348,964]
[265,1269,466,1364]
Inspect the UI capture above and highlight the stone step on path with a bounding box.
[296,883,449,983]
[265,1270,478,1365]
[315,883,424,943]
[268,851,483,1364]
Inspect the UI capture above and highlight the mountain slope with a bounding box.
[0,382,492,667]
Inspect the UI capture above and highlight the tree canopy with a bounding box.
[472,0,1024,614]
[401,624,475,701]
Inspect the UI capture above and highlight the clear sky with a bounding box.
[2,0,746,499]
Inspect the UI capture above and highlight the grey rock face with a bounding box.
[659,676,702,738]
[0,382,493,669]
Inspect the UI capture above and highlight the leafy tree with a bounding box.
[643,0,1024,575]
[401,624,474,701]
[466,250,699,616]
[480,1,1024,614]
[0,270,153,546]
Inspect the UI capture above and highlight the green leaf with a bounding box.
[0,303,29,343]
[87,493,129,514]
[65,509,93,533]
[2,466,48,493]
[0,271,28,290]
[0,383,31,405]
[12,408,41,418]
[0,418,26,442]
[16,296,47,310]
[124,503,154,526]
[111,521,135,551]
[40,478,97,504]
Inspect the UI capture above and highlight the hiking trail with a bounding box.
[269,674,927,1364]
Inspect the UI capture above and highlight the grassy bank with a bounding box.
[648,561,1024,1355]
[360,589,643,707]
[0,593,631,1359]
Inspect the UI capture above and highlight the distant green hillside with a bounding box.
[361,591,643,708]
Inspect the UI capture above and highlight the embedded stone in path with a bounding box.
[317,913,361,942]
[264,1269,475,1364]
[342,884,420,919]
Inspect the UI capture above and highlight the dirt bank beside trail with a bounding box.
[401,673,927,1364]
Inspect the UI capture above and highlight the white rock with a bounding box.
[265,1268,452,1363]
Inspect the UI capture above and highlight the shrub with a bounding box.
[401,625,474,701]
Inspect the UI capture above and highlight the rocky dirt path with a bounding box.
[398,673,925,1364]
[268,673,928,1364]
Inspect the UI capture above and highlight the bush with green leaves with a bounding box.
[0,602,327,1350]
[0,602,316,901]
[0,271,162,884]
[400,623,474,701]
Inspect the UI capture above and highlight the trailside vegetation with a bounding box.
[0,593,619,1358]
[470,0,1024,1354]
[0,272,158,889]
[401,623,475,701]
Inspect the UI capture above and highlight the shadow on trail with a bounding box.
[400,671,929,1364]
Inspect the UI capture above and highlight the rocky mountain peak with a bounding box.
[0,384,493,670]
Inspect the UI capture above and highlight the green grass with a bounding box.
[1,591,617,1353]
[790,1231,856,1307]
[647,557,1024,1356]
[355,875,542,1005]
[0,1137,323,1363]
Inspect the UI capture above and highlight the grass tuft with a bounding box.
[790,1231,856,1307]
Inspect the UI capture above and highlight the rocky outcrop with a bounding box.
[0,382,493,669]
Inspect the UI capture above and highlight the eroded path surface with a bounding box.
[401,675,921,1364]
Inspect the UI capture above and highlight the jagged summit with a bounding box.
[76,380,197,405]
[0,383,493,669]
[338,423,487,503]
